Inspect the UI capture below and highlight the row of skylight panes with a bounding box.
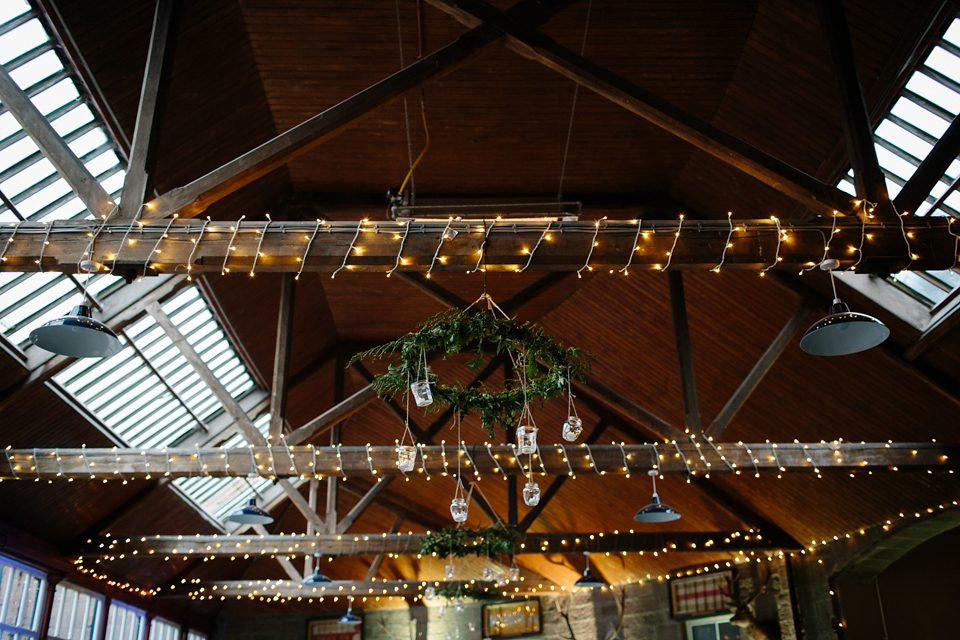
[0,0,270,527]
[175,413,274,523]
[0,0,125,348]
[54,286,255,449]
[837,16,960,307]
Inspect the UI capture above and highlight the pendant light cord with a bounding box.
[557,0,593,200]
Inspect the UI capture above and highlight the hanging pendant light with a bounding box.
[339,596,362,625]
[574,551,605,588]
[29,260,122,358]
[224,498,273,525]
[301,556,331,585]
[800,259,889,356]
[634,470,681,523]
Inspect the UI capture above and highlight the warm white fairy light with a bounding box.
[895,206,919,269]
[848,201,870,272]
[332,219,366,279]
[577,217,606,278]
[711,212,735,273]
[110,218,141,273]
[761,216,784,276]
[485,442,508,481]
[0,220,23,264]
[35,221,53,271]
[660,215,684,271]
[670,440,692,482]
[518,222,551,273]
[803,212,837,274]
[249,214,272,277]
[143,216,177,279]
[221,215,245,275]
[619,219,642,275]
[426,218,455,278]
[386,220,411,277]
[185,216,211,281]
[471,221,494,273]
[295,219,324,281]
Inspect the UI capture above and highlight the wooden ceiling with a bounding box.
[2,0,958,620]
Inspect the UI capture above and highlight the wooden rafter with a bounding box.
[175,579,559,600]
[268,273,296,442]
[138,0,579,220]
[7,442,955,479]
[893,113,960,216]
[668,272,701,430]
[425,0,856,217]
[2,218,953,275]
[117,0,180,220]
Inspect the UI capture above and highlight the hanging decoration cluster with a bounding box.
[418,523,519,559]
[349,306,592,437]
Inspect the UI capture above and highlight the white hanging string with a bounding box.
[671,440,692,481]
[803,212,837,273]
[485,443,508,480]
[0,220,23,264]
[762,216,783,275]
[617,442,631,478]
[143,217,176,279]
[576,216,605,278]
[247,445,257,478]
[711,212,735,273]
[894,203,918,270]
[365,444,377,475]
[81,444,94,480]
[556,0,594,200]
[461,441,480,480]
[426,218,454,277]
[534,444,548,475]
[31,448,41,481]
[705,438,736,474]
[186,217,211,281]
[386,220,411,277]
[618,218,642,274]
[36,221,54,271]
[331,220,365,279]
[221,215,245,275]
[471,220,493,273]
[4,448,17,479]
[559,444,575,478]
[848,201,870,272]
[249,214,271,277]
[584,443,603,475]
[296,219,324,281]
[418,443,432,480]
[282,436,300,477]
[661,215,684,271]
[518,222,550,272]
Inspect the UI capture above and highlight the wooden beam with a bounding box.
[148,302,325,532]
[269,273,296,442]
[337,477,394,534]
[425,0,856,217]
[705,301,814,438]
[175,579,559,600]
[0,65,113,219]
[85,529,796,559]
[668,272,701,430]
[398,272,468,309]
[818,0,892,217]
[3,218,955,275]
[517,420,609,532]
[893,113,960,216]
[11,442,955,479]
[904,292,960,360]
[117,0,180,219]
[251,524,301,581]
[365,516,404,580]
[501,271,574,314]
[304,478,319,577]
[141,0,579,220]
[341,478,448,533]
[690,479,802,549]
[285,385,379,446]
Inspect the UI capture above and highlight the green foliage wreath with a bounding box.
[348,308,592,436]
[418,523,519,559]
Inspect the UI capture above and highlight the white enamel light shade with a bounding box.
[225,498,273,525]
[634,470,681,523]
[574,552,605,588]
[800,299,889,356]
[29,304,122,358]
[339,597,361,625]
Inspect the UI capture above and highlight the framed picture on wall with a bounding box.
[670,570,734,618]
[306,616,363,640]
[482,599,541,637]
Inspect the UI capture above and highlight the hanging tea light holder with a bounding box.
[410,347,433,407]
[562,370,583,442]
[396,374,418,472]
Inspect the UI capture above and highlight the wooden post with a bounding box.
[269,273,296,442]
[668,272,701,431]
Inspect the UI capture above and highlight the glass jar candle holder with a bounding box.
[516,425,538,454]
[411,380,433,407]
[454,598,464,612]
[424,586,436,600]
[438,603,446,617]
[523,480,541,506]
[445,563,457,580]
[397,445,417,472]
[562,416,583,441]
[450,496,468,522]
[509,566,520,581]
[482,567,494,580]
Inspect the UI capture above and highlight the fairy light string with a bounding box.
[221,215,245,275]
[518,221,551,272]
[249,214,272,277]
[710,212,735,273]
[761,216,783,276]
[144,216,177,279]
[331,219,366,279]
[577,216,605,277]
[619,219,642,274]
[296,219,324,281]
[185,217,211,281]
[386,220,411,277]
[660,215,684,270]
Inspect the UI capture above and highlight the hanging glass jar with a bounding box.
[509,566,520,581]
[562,416,582,441]
[450,496,468,522]
[454,598,464,612]
[516,425,538,455]
[482,567,494,581]
[445,563,457,580]
[397,445,417,472]
[424,585,436,600]
[411,380,433,407]
[523,480,541,506]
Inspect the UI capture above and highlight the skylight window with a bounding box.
[838,15,960,307]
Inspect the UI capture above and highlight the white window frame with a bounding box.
[147,616,179,640]
[0,554,47,640]
[47,581,104,640]
[684,613,737,640]
[104,600,146,640]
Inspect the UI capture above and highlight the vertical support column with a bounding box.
[269,272,296,443]
[668,272,701,432]
[304,478,319,576]
[96,595,111,640]
[36,574,60,640]
[326,352,345,533]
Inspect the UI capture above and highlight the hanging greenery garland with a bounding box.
[434,585,504,601]
[418,523,519,559]
[349,307,592,436]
